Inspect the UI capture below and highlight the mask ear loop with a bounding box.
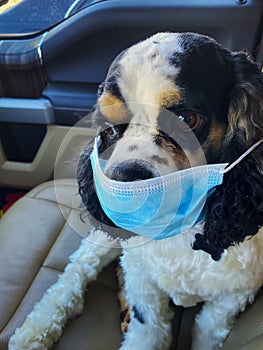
[221,138,263,174]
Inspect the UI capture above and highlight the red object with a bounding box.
[2,192,26,213]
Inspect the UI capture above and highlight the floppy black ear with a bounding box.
[77,136,117,228]
[193,53,263,261]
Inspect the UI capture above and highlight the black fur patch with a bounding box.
[132,306,145,324]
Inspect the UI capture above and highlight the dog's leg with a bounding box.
[191,291,254,350]
[119,252,174,350]
[9,230,121,350]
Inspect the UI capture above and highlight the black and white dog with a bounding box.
[10,33,263,350]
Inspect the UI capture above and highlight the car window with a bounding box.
[0,0,97,36]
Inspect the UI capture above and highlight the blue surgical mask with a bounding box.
[90,137,263,240]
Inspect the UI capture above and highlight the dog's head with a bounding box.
[78,32,263,260]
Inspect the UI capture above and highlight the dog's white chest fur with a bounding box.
[121,226,263,308]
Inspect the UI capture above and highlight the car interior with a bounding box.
[0,0,263,349]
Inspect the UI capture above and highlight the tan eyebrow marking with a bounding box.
[98,92,128,123]
[157,88,181,108]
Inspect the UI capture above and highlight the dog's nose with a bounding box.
[105,160,157,181]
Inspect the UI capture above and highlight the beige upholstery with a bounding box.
[0,179,122,350]
[0,179,262,350]
[222,291,263,350]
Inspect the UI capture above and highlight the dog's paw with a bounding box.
[9,330,55,350]
[8,317,63,350]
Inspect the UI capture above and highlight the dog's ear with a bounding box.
[193,53,263,261]
[227,52,263,146]
[77,138,117,228]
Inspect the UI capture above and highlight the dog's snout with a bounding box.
[105,160,157,182]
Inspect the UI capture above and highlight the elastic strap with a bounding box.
[221,138,263,174]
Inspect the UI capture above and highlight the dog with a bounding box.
[9,32,263,350]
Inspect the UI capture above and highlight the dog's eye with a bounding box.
[101,123,128,143]
[105,125,118,139]
[178,112,202,131]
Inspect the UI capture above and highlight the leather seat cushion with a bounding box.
[0,179,123,350]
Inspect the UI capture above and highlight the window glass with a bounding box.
[0,0,95,36]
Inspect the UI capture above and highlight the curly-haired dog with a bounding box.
[9,32,263,350]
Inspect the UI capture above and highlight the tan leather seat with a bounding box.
[0,179,262,350]
[0,179,122,350]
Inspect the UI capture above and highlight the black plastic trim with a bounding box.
[42,83,98,125]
